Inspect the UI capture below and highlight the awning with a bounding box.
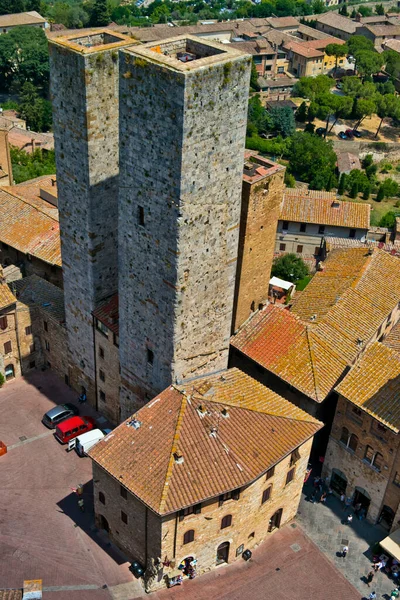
[380,528,400,561]
[269,276,295,291]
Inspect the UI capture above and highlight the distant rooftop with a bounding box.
[0,10,46,28]
[49,29,134,54]
[243,152,285,183]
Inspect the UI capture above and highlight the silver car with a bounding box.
[42,403,79,429]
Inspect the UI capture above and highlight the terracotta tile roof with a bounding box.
[337,342,400,432]
[365,24,400,36]
[8,128,54,153]
[284,40,324,58]
[89,368,321,514]
[280,189,370,229]
[325,237,400,256]
[305,37,345,49]
[231,248,400,402]
[230,41,274,55]
[336,151,361,174]
[0,11,46,28]
[0,281,16,309]
[4,175,58,219]
[316,12,360,34]
[383,321,400,354]
[266,16,299,28]
[11,275,65,323]
[0,188,61,266]
[297,24,332,39]
[93,294,119,335]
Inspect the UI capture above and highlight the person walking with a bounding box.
[366,570,374,587]
[346,513,353,525]
[340,493,346,510]
[368,592,376,600]
[391,588,399,600]
[342,545,348,558]
[78,498,85,512]
[320,492,327,504]
[374,559,384,572]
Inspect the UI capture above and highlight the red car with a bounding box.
[345,129,354,139]
[55,415,96,444]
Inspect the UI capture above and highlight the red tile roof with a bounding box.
[93,294,119,335]
[89,368,321,514]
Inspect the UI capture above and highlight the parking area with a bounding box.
[0,371,143,600]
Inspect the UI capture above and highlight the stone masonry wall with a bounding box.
[118,46,251,417]
[49,40,128,404]
[233,168,285,333]
[322,395,398,523]
[94,327,121,424]
[0,304,20,379]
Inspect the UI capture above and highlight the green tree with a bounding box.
[383,49,400,80]
[89,0,111,26]
[250,59,260,90]
[338,173,347,194]
[271,253,309,283]
[353,98,377,130]
[381,177,399,197]
[350,181,359,198]
[284,172,296,188]
[376,185,384,202]
[375,94,400,137]
[358,5,373,16]
[0,0,25,13]
[19,82,52,132]
[339,4,348,15]
[311,0,325,13]
[375,3,385,15]
[0,372,4,387]
[346,169,371,195]
[287,131,337,190]
[304,122,315,133]
[325,43,348,74]
[342,76,363,98]
[362,154,374,169]
[363,184,371,199]
[379,211,397,227]
[269,106,296,137]
[151,3,171,23]
[292,75,332,101]
[247,95,271,135]
[295,101,308,123]
[0,27,49,93]
[355,50,384,79]
[350,8,357,18]
[10,147,56,184]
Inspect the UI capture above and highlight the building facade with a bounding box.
[49,31,134,404]
[233,153,285,333]
[117,37,251,418]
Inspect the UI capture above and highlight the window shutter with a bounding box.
[232,489,240,501]
[194,503,202,514]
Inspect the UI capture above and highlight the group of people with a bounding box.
[368,589,399,599]
[309,476,332,504]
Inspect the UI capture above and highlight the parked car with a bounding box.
[345,129,354,139]
[55,415,96,444]
[352,129,362,138]
[68,428,112,456]
[338,131,348,139]
[336,81,343,90]
[42,403,79,429]
[316,127,326,136]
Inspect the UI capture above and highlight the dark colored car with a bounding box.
[352,129,362,138]
[42,403,79,429]
[345,129,354,139]
[338,131,347,139]
[316,127,326,136]
[336,82,343,90]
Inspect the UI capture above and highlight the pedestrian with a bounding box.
[354,502,362,514]
[78,498,85,512]
[345,496,352,509]
[366,570,374,587]
[320,492,327,504]
[368,592,376,600]
[342,545,348,558]
[391,588,399,600]
[310,491,317,503]
[346,514,353,525]
[340,493,346,510]
[374,560,384,572]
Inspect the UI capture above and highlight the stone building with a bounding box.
[49,30,135,403]
[0,130,12,187]
[230,247,400,456]
[117,37,251,418]
[89,368,321,591]
[276,189,370,258]
[323,329,400,529]
[92,294,120,424]
[0,11,47,34]
[233,153,285,333]
[0,276,19,381]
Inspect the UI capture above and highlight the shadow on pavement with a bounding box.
[57,479,128,567]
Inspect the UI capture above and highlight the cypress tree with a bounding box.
[350,182,359,198]
[338,173,346,195]
[376,185,385,202]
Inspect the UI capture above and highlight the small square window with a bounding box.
[99,346,104,359]
[318,225,325,235]
[99,491,105,505]
[147,348,154,365]
[262,486,272,504]
[121,510,128,524]
[99,390,106,402]
[4,340,11,354]
[297,245,303,254]
[285,468,295,486]
[279,243,286,251]
[0,316,7,330]
[266,467,275,480]
[138,206,145,226]
[43,321,48,332]
[99,369,105,382]
[25,325,32,336]
[120,485,127,499]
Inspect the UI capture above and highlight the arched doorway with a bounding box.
[268,508,283,533]
[378,505,395,530]
[330,468,347,496]
[216,542,230,565]
[353,486,371,518]
[98,514,110,533]
[5,364,14,380]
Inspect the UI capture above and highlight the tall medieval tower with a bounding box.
[118,37,251,417]
[49,31,134,399]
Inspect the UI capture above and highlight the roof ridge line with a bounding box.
[306,327,321,402]
[158,390,187,513]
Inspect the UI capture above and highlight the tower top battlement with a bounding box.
[50,29,135,54]
[123,34,249,72]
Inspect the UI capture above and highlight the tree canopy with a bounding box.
[269,106,296,137]
[287,131,337,190]
[271,253,309,283]
[292,74,332,101]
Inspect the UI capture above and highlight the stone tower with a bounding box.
[232,153,285,333]
[49,31,134,400]
[118,36,251,417]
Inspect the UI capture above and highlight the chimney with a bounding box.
[31,138,35,152]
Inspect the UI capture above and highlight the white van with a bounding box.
[68,428,111,456]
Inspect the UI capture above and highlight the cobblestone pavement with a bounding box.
[151,523,359,600]
[0,372,144,600]
[297,478,397,599]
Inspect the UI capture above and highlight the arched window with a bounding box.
[183,530,195,544]
[374,452,383,471]
[98,491,105,505]
[364,445,374,464]
[221,515,232,529]
[340,427,350,445]
[262,486,272,504]
[348,433,358,452]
